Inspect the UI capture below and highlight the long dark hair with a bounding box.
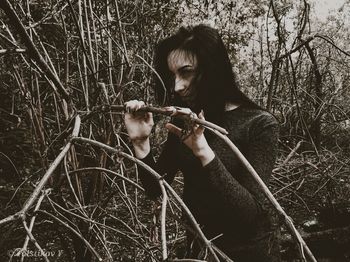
[153,24,260,125]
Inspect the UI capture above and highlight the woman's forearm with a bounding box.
[196,145,215,166]
[132,137,151,158]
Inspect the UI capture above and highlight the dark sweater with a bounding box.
[139,105,280,261]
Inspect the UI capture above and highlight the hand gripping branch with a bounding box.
[86,104,317,262]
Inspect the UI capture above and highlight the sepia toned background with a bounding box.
[0,0,349,261]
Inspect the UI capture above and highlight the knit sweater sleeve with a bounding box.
[138,132,179,199]
[203,112,279,228]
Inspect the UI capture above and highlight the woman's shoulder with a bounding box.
[225,105,278,126]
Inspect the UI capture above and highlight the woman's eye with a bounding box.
[180,68,195,75]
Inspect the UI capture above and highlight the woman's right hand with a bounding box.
[124,100,153,158]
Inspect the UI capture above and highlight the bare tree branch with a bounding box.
[0,116,81,226]
[206,127,317,262]
[71,136,223,262]
[37,210,102,261]
[0,0,71,102]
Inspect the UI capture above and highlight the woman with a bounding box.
[124,24,280,261]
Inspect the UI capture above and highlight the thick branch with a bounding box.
[0,116,81,226]
[22,116,81,212]
[305,41,323,149]
[85,105,229,135]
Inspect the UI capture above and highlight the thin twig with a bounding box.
[159,180,168,260]
[0,0,70,101]
[37,210,102,261]
[0,48,26,54]
[69,167,144,191]
[169,258,206,262]
[21,190,49,262]
[22,219,50,262]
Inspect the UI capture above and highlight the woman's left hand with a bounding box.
[165,107,215,166]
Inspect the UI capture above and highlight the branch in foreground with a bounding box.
[85,104,315,260]
[37,210,102,261]
[69,167,144,191]
[80,104,316,260]
[46,195,155,259]
[0,115,81,226]
[207,127,317,262]
[71,136,224,262]
[85,104,229,135]
[22,219,49,262]
[160,180,168,261]
[21,190,49,262]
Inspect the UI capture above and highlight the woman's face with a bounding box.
[167,49,198,106]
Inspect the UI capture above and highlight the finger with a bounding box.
[124,100,145,112]
[145,112,154,125]
[164,106,177,116]
[135,101,145,111]
[195,110,205,135]
[178,107,192,115]
[124,100,148,121]
[195,124,205,135]
[132,110,152,123]
[124,100,137,112]
[124,101,131,113]
[198,110,205,120]
[169,107,192,116]
[132,101,147,118]
[165,123,182,137]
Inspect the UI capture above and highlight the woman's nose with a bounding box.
[174,77,186,93]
